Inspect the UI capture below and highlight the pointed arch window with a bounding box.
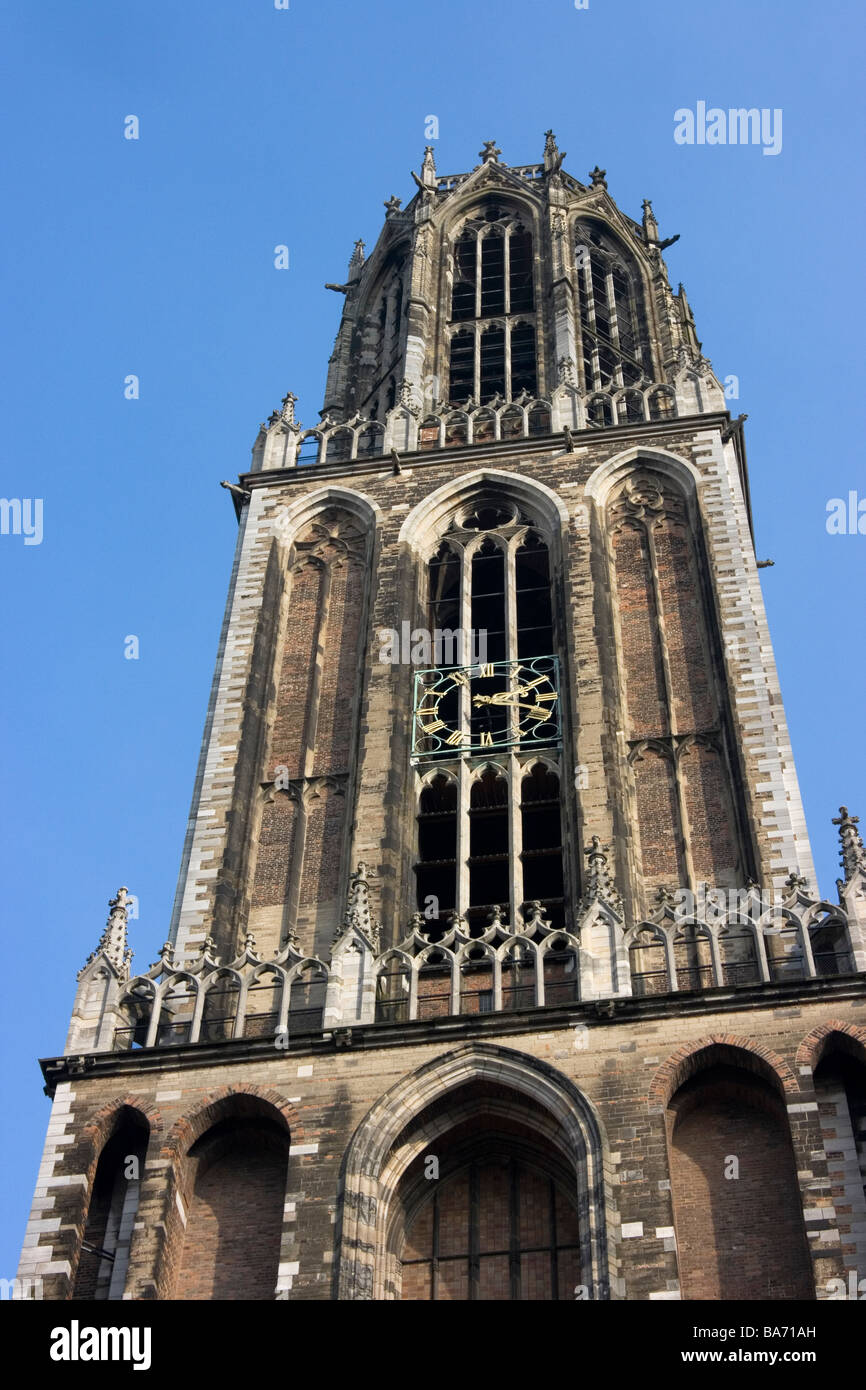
[448,212,538,406]
[412,504,572,935]
[574,223,651,392]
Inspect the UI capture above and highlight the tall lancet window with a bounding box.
[573,222,652,392]
[412,500,569,936]
[448,206,538,405]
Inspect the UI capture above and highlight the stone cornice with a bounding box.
[238,414,735,495]
[40,971,865,1095]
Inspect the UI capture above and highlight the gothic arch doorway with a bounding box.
[394,1108,583,1300]
[337,1044,610,1300]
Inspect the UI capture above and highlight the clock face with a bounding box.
[412,657,560,760]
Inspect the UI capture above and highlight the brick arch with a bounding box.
[160,1082,300,1162]
[78,1094,162,1170]
[795,1020,866,1071]
[337,1041,611,1301]
[72,1096,157,1301]
[649,1034,798,1107]
[155,1084,299,1302]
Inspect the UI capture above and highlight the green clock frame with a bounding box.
[411,655,561,762]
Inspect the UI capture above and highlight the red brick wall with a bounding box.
[250,792,299,910]
[668,1068,813,1300]
[311,558,364,776]
[611,523,668,737]
[173,1129,287,1301]
[632,747,685,888]
[250,511,367,939]
[270,560,324,779]
[653,518,714,731]
[681,741,738,884]
[609,476,741,904]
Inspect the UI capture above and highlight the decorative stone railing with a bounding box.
[66,811,866,1056]
[252,382,682,473]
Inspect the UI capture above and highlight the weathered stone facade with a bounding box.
[18,135,866,1301]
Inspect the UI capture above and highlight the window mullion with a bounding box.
[509,752,522,932]
[504,227,512,316]
[456,547,473,918]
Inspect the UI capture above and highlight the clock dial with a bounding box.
[412,657,560,760]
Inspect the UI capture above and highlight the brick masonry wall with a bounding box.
[173,1133,288,1300]
[19,994,866,1301]
[668,1070,814,1299]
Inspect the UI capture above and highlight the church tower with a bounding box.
[19,135,866,1303]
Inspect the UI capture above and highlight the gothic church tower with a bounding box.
[18,135,866,1303]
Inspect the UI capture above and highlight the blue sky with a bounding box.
[1,0,864,1274]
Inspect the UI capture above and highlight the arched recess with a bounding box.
[160,1088,295,1301]
[658,1042,812,1301]
[73,1103,151,1300]
[336,1044,611,1301]
[805,1025,866,1275]
[595,452,746,911]
[248,492,377,959]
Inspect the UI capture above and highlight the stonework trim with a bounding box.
[795,1020,866,1071]
[159,1082,300,1161]
[396,467,569,555]
[583,444,703,511]
[649,1033,799,1106]
[336,1041,610,1301]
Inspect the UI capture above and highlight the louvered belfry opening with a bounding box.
[448,205,537,405]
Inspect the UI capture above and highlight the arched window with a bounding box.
[201,971,240,1043]
[326,428,353,463]
[448,210,539,407]
[375,953,411,1024]
[468,767,510,932]
[500,404,524,439]
[419,415,442,451]
[527,401,551,436]
[414,773,458,922]
[648,386,676,421]
[412,502,569,932]
[74,1108,149,1300]
[501,939,535,1010]
[574,222,651,392]
[297,433,321,465]
[520,764,565,931]
[356,423,384,459]
[617,389,645,425]
[471,408,496,444]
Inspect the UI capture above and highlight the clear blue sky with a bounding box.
[1,0,864,1275]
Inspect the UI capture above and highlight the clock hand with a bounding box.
[473,694,556,715]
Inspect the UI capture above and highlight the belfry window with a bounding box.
[448,211,538,405]
[412,502,570,934]
[574,223,650,391]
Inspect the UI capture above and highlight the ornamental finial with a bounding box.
[833,806,866,883]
